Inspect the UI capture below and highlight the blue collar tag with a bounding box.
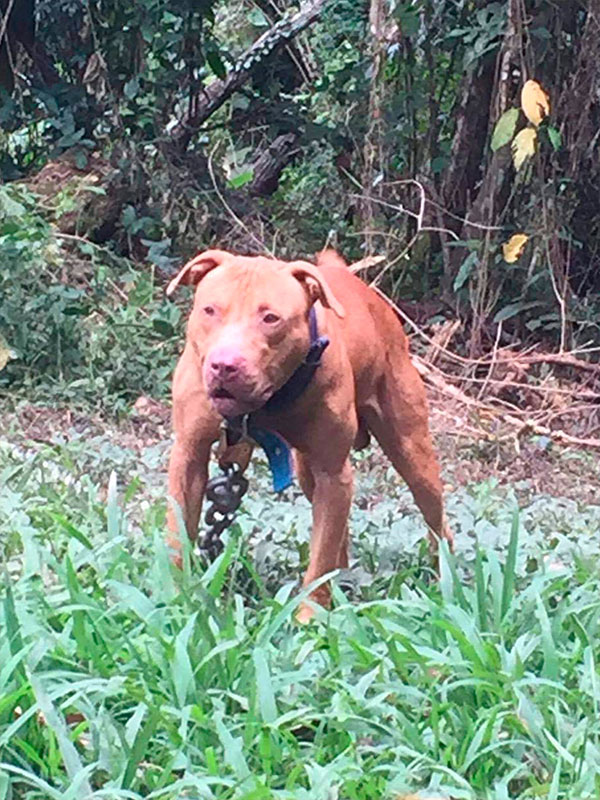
[246,425,294,492]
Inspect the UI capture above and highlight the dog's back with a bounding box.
[315,251,410,390]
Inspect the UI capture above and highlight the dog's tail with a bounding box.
[316,249,348,270]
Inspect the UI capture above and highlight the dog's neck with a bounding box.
[262,306,329,414]
[223,305,329,492]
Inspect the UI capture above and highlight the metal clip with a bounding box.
[216,417,253,472]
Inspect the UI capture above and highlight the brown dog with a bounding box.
[166,248,453,621]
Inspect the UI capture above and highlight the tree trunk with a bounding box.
[360,0,386,256]
[249,133,298,197]
[440,0,520,326]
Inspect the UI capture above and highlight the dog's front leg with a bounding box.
[296,456,354,623]
[166,436,214,564]
[166,349,221,564]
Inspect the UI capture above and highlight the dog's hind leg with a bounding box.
[362,368,453,559]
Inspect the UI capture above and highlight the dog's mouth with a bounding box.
[208,384,271,417]
[211,387,235,400]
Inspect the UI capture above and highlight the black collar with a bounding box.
[225,305,329,436]
[262,306,329,414]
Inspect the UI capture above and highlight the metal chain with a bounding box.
[200,463,249,559]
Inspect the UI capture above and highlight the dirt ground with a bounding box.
[6,389,599,508]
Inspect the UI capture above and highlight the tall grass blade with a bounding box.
[548,757,562,800]
[106,470,120,537]
[253,646,278,724]
[121,706,160,790]
[172,613,197,707]
[535,593,559,679]
[215,714,251,783]
[3,578,26,684]
[501,509,519,620]
[474,543,487,631]
[29,675,93,795]
[438,538,467,609]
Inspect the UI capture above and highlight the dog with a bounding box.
[166,248,453,621]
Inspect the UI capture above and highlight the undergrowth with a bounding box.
[2,433,600,799]
[0,184,180,413]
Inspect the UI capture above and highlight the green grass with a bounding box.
[2,435,600,799]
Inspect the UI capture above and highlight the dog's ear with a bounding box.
[288,261,345,319]
[316,249,348,270]
[166,250,231,296]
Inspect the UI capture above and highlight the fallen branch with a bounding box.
[364,281,600,451]
[504,415,600,450]
[415,355,600,450]
[359,260,600,376]
[348,255,386,273]
[168,0,327,151]
[515,352,600,375]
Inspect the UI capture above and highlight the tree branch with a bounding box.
[168,0,327,152]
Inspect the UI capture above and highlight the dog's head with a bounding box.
[168,249,345,418]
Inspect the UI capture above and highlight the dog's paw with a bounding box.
[295,601,317,625]
[166,536,184,569]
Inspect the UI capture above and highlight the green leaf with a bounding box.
[491,107,520,151]
[474,544,487,632]
[203,535,237,598]
[29,675,93,793]
[152,318,174,337]
[0,187,26,218]
[3,577,26,684]
[453,251,478,291]
[228,169,254,189]
[535,593,559,680]
[531,26,552,40]
[172,614,197,707]
[501,509,519,620]
[106,580,156,621]
[215,713,251,782]
[106,470,120,538]
[430,156,448,174]
[548,756,561,800]
[493,301,543,323]
[248,8,269,26]
[121,705,160,790]
[253,647,278,724]
[547,126,562,151]
[123,78,139,100]
[206,49,227,80]
[0,770,8,800]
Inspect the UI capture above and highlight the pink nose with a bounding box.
[208,348,245,380]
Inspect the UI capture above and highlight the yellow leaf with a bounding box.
[521,79,550,126]
[0,333,15,371]
[502,233,529,263]
[511,128,537,170]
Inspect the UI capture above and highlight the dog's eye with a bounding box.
[262,312,280,324]
[203,305,216,317]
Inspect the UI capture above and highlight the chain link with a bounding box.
[200,463,249,559]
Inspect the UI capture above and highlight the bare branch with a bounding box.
[168,0,327,151]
